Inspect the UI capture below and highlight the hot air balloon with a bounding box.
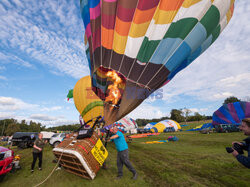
[212,102,250,126]
[80,0,235,126]
[68,76,104,127]
[113,116,138,133]
[151,119,181,133]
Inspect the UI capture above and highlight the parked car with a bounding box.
[49,133,65,147]
[0,146,14,181]
[199,128,214,134]
[215,124,240,133]
[40,131,55,141]
[11,132,38,149]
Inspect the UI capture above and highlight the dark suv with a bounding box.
[11,132,38,148]
[215,124,240,133]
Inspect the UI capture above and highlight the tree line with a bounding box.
[135,111,212,127]
[0,96,245,135]
[136,96,243,126]
[0,119,80,136]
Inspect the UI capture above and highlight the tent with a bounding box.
[144,122,157,130]
[151,120,181,133]
[212,102,250,126]
[186,123,213,131]
[113,117,138,133]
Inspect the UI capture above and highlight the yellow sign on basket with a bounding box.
[91,139,108,166]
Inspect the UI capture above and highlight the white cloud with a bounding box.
[0,96,78,126]
[0,111,15,120]
[0,0,89,79]
[41,106,62,112]
[129,103,169,119]
[0,51,33,68]
[213,92,234,99]
[189,108,208,114]
[0,96,38,111]
[160,1,250,104]
[0,66,6,71]
[30,114,57,121]
[0,75,7,80]
[216,73,250,88]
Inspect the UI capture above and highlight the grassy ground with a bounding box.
[1,129,250,187]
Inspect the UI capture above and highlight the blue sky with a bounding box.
[0,0,249,127]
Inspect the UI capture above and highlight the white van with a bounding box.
[49,133,65,147]
[41,131,55,141]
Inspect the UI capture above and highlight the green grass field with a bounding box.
[1,128,250,187]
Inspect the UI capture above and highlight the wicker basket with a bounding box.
[53,132,107,180]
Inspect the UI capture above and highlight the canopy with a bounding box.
[151,120,181,133]
[212,102,250,125]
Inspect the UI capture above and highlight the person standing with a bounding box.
[231,118,250,169]
[109,126,137,179]
[31,133,46,172]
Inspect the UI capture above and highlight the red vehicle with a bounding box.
[0,146,14,180]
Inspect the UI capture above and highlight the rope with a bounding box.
[33,139,73,187]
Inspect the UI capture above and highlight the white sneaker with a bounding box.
[56,167,61,171]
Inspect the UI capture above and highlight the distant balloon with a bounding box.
[212,102,250,126]
[113,116,138,133]
[151,120,181,133]
[80,0,235,125]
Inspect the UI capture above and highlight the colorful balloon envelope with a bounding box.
[80,0,235,125]
[73,76,104,127]
[212,102,250,126]
[113,116,138,133]
[151,120,181,133]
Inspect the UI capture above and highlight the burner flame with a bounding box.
[105,71,122,106]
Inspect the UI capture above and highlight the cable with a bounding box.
[33,140,73,187]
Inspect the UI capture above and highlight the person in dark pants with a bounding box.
[31,133,46,172]
[109,126,137,180]
[232,118,250,169]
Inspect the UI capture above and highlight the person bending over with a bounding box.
[109,126,137,179]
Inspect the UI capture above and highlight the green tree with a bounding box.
[223,96,240,104]
[193,112,203,121]
[170,109,185,122]
[29,121,41,132]
[5,123,20,136]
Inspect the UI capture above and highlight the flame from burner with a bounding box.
[105,71,122,106]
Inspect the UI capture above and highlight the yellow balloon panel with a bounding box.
[73,76,104,127]
[151,120,181,133]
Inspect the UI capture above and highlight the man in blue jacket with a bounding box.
[232,118,250,169]
[109,126,137,179]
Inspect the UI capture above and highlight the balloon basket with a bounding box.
[53,132,108,180]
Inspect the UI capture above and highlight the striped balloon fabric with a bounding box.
[80,0,235,125]
[212,102,250,125]
[113,116,138,133]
